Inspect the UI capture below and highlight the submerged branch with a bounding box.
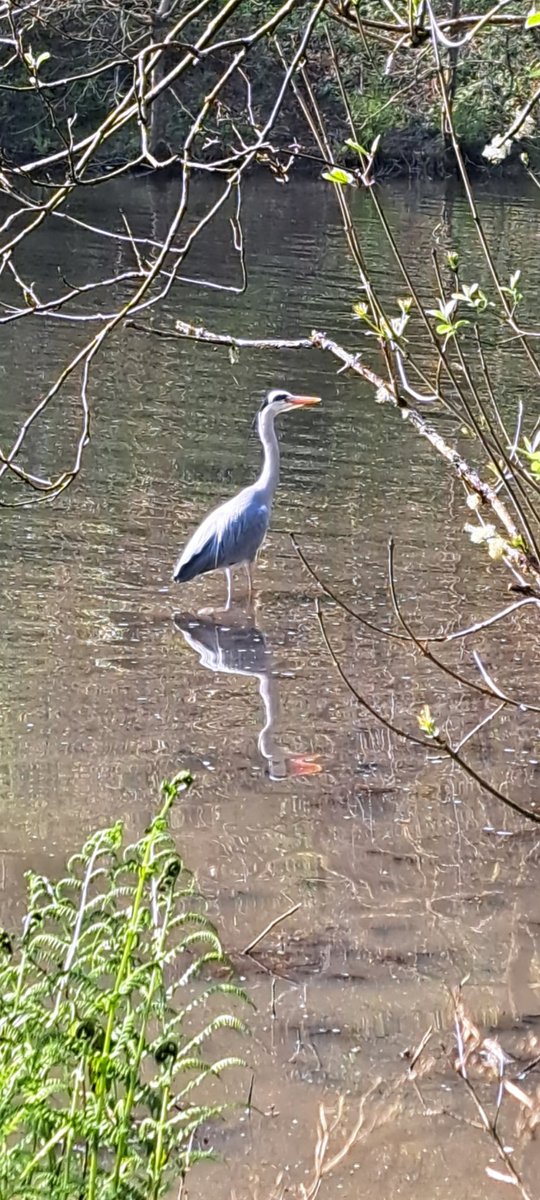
[242,902,301,955]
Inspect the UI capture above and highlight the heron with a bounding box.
[172,389,321,606]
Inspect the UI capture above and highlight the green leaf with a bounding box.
[345,138,367,157]
[526,10,540,25]
[435,318,469,336]
[322,167,355,186]
[418,705,439,738]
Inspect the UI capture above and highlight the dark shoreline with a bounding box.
[4,122,535,186]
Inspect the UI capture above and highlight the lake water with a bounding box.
[1,174,540,1198]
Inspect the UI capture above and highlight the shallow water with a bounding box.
[1,174,540,1197]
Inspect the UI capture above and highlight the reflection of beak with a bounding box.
[288,395,322,407]
[288,754,323,777]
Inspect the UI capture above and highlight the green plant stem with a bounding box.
[110,882,175,1191]
[149,1076,173,1199]
[60,1059,85,1192]
[86,793,174,1199]
[20,1123,71,1182]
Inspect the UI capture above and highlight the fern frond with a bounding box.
[0,777,248,1197]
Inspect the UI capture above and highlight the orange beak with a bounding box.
[288,394,322,407]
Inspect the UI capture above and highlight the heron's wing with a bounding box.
[220,488,270,563]
[173,488,270,583]
[173,507,223,582]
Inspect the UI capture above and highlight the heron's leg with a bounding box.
[225,568,233,610]
[244,561,254,602]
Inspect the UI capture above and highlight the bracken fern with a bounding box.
[0,772,248,1200]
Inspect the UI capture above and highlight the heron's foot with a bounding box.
[198,601,251,620]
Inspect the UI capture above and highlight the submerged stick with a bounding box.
[242,901,301,955]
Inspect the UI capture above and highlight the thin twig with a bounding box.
[242,902,301,955]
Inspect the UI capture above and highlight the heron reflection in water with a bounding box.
[173,610,321,781]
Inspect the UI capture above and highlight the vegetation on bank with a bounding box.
[1,0,540,176]
[0,773,248,1200]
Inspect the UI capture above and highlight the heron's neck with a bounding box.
[256,405,280,498]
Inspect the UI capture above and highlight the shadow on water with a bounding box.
[173,606,322,782]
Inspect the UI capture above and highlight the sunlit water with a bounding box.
[1,175,540,1197]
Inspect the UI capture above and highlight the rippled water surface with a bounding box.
[1,175,540,1198]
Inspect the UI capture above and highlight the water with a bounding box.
[1,175,540,1197]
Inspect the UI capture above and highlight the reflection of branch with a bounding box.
[316,599,540,826]
[451,988,535,1200]
[302,1084,383,1200]
[387,539,540,713]
[432,597,540,642]
[268,1082,392,1200]
[290,531,407,642]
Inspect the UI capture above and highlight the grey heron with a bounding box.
[173,389,321,606]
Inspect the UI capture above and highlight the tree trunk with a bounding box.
[148,0,173,159]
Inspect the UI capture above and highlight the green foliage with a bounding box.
[521,437,540,477]
[0,773,248,1199]
[348,80,403,147]
[417,704,439,738]
[1,0,539,171]
[322,165,355,185]
[427,297,469,338]
[447,27,538,152]
[450,80,503,146]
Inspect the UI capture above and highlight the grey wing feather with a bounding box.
[173,487,270,583]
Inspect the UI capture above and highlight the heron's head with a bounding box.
[261,388,322,416]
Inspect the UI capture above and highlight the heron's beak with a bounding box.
[288,394,322,407]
